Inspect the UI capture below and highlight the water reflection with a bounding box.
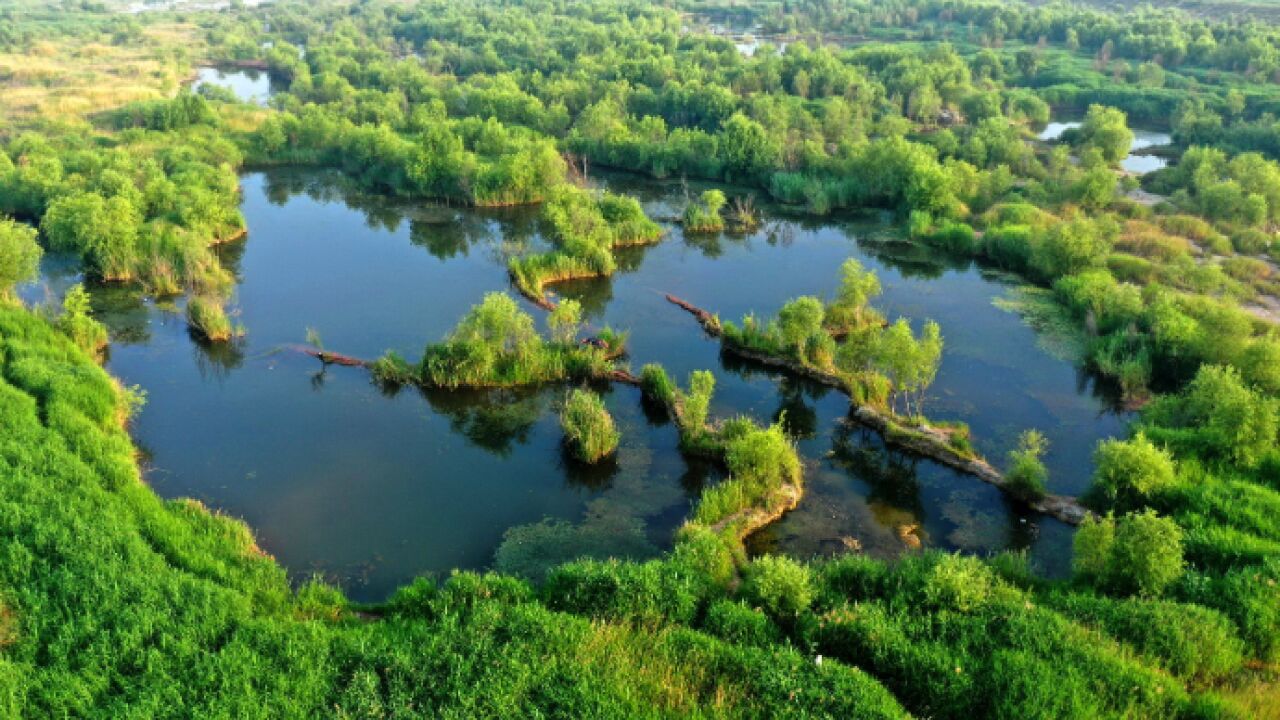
[193,67,278,107]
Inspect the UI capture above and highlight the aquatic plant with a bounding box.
[185,295,237,342]
[560,388,620,463]
[683,189,726,233]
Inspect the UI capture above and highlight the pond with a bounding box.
[1038,119,1172,174]
[21,168,1128,599]
[192,66,277,106]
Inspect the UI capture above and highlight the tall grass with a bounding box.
[185,295,236,342]
[560,388,620,463]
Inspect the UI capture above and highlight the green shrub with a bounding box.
[369,350,416,386]
[1175,559,1280,662]
[544,558,701,626]
[921,554,1003,613]
[703,600,781,647]
[683,190,726,232]
[55,284,108,354]
[1005,429,1049,502]
[560,388,620,463]
[1075,511,1185,597]
[1143,365,1279,469]
[741,555,814,620]
[1044,591,1245,681]
[1086,433,1177,512]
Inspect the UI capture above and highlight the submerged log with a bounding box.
[664,294,1091,526]
[284,344,369,367]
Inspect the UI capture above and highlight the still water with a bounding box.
[193,67,276,106]
[23,168,1128,599]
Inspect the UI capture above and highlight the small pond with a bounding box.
[21,168,1129,599]
[193,66,277,106]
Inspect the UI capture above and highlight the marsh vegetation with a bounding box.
[2,0,1280,715]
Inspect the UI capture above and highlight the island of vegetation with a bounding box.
[0,0,1277,716]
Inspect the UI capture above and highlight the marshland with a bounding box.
[2,0,1279,716]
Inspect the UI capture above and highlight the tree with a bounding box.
[1015,48,1041,78]
[1030,218,1112,280]
[718,113,779,180]
[1075,105,1134,166]
[826,258,882,332]
[1072,165,1117,210]
[0,217,41,300]
[775,297,824,354]
[547,299,583,345]
[874,319,943,417]
[40,192,141,280]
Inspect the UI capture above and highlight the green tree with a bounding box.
[41,192,141,280]
[1075,105,1134,166]
[775,297,824,354]
[0,217,41,300]
[827,258,882,333]
[718,113,779,180]
[547,299,583,345]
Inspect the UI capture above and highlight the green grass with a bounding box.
[560,387,621,463]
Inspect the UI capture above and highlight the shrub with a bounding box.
[544,558,701,626]
[369,350,416,386]
[1175,559,1280,662]
[55,284,108,354]
[560,388,620,463]
[741,555,814,620]
[683,190,726,232]
[703,600,781,647]
[639,363,676,408]
[1075,511,1185,597]
[1044,591,1245,681]
[679,370,715,439]
[1005,429,1049,502]
[1142,365,1279,469]
[1085,433,1177,512]
[921,554,999,613]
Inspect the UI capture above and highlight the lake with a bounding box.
[21,168,1128,599]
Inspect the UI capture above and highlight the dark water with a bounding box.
[21,168,1128,598]
[193,67,276,106]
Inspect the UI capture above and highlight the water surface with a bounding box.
[22,168,1127,596]
[193,67,276,106]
